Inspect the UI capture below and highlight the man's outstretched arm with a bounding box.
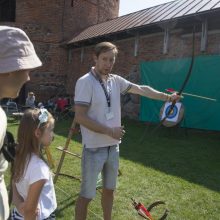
[128,84,180,102]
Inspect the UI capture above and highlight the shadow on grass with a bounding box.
[51,118,220,192]
[120,118,220,193]
[55,195,76,218]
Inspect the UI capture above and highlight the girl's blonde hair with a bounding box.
[13,108,54,182]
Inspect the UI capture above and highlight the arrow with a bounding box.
[166,88,217,102]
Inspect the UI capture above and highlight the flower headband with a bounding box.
[38,108,49,128]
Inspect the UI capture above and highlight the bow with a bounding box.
[131,198,168,220]
[160,25,196,125]
[140,25,196,141]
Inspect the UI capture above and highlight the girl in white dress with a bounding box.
[11,108,57,220]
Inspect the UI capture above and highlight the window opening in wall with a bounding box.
[0,0,16,22]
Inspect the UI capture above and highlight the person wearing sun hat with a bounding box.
[0,25,42,220]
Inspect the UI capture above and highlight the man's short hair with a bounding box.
[94,42,118,57]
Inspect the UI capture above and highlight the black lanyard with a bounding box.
[91,71,111,108]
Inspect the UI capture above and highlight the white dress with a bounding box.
[15,154,57,219]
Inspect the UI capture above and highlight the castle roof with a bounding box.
[68,0,220,46]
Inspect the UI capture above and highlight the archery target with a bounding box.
[164,104,178,119]
[160,102,184,127]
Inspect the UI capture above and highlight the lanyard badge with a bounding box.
[91,70,114,120]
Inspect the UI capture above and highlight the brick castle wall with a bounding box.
[0,0,119,102]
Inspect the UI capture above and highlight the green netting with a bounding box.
[140,55,220,131]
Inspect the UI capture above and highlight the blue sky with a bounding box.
[119,0,174,16]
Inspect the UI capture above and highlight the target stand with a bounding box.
[139,102,188,142]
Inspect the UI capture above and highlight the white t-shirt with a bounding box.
[15,154,57,219]
[0,106,8,177]
[25,96,35,108]
[0,106,9,220]
[74,68,132,148]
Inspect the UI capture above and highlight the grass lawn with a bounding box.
[5,117,220,220]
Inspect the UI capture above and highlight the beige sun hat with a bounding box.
[0,26,42,74]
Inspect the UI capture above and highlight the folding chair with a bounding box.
[6,101,18,116]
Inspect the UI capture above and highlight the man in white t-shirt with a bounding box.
[74,42,180,220]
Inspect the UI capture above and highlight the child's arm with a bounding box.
[24,179,46,220]
[12,181,25,214]
[12,181,40,217]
